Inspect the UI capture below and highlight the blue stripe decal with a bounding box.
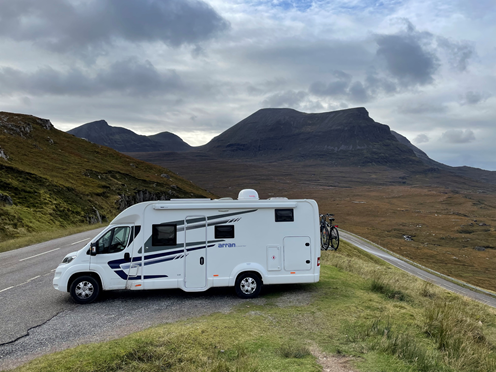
[110,243,216,280]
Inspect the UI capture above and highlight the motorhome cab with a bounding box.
[53,189,321,304]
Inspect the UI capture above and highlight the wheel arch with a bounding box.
[67,272,103,293]
[229,263,266,287]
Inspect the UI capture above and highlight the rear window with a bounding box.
[152,224,177,246]
[275,209,294,222]
[215,225,235,239]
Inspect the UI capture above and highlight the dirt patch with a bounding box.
[309,344,359,372]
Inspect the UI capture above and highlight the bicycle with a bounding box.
[320,214,339,251]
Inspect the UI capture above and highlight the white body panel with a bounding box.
[53,197,320,296]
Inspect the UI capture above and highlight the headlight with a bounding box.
[62,255,76,264]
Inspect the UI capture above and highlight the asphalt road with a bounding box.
[1,229,496,370]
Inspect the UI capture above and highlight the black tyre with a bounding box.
[321,224,330,250]
[330,226,340,250]
[70,276,100,304]
[235,272,262,299]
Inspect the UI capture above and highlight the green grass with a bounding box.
[0,223,107,253]
[11,241,496,372]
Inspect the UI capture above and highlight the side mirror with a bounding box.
[90,242,97,256]
[124,252,130,262]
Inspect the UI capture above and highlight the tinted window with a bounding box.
[152,224,176,246]
[215,225,235,239]
[96,226,130,254]
[275,209,294,222]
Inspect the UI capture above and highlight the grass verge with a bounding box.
[0,223,107,253]
[10,241,496,372]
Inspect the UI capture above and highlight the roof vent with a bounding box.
[238,189,259,201]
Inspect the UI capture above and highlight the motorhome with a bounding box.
[53,189,321,304]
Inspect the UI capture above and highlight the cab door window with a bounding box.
[96,227,131,254]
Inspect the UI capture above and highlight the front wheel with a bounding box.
[235,272,262,299]
[70,276,100,304]
[330,226,340,250]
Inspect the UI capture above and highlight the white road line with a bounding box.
[0,286,13,293]
[71,238,90,245]
[19,248,60,262]
[28,275,40,282]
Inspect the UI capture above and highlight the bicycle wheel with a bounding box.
[321,224,330,250]
[330,226,339,250]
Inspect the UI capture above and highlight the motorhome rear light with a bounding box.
[317,257,320,266]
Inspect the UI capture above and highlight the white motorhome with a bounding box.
[53,189,321,304]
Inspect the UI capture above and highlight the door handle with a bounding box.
[306,260,310,264]
[200,257,204,265]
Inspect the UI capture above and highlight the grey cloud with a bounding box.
[309,70,377,104]
[414,134,429,144]
[0,59,182,96]
[461,91,490,105]
[437,37,474,72]
[309,70,352,96]
[0,0,229,53]
[399,102,448,115]
[348,81,370,103]
[441,129,476,144]
[375,23,439,86]
[261,90,308,108]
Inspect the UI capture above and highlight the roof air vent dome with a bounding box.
[238,189,259,200]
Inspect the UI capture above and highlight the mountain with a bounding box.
[199,107,423,167]
[0,112,213,242]
[68,120,191,152]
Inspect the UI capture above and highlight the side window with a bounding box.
[215,225,234,239]
[96,226,130,254]
[152,224,177,246]
[275,209,294,222]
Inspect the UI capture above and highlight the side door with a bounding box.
[90,225,137,290]
[283,236,312,271]
[184,216,207,289]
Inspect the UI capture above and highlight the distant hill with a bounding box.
[68,120,191,152]
[198,107,422,167]
[0,112,212,242]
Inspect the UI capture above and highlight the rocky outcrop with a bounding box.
[0,146,8,160]
[116,189,177,211]
[0,193,13,206]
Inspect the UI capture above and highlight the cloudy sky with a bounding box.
[0,0,495,170]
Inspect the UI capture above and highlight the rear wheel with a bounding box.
[321,224,330,250]
[330,226,340,250]
[70,276,100,304]
[235,272,262,299]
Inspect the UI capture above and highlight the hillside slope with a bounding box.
[67,120,191,152]
[0,112,213,241]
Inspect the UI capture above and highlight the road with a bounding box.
[1,229,496,370]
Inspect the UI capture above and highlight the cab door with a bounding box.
[184,216,207,288]
[90,225,138,290]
